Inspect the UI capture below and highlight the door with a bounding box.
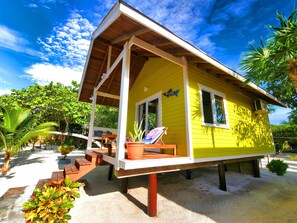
[136,93,162,136]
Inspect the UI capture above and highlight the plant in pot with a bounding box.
[126,120,145,159]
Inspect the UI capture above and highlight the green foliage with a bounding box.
[240,9,297,108]
[0,82,119,132]
[266,159,289,176]
[0,106,57,173]
[129,120,145,142]
[58,145,74,159]
[281,141,292,152]
[22,176,81,223]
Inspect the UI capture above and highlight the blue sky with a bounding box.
[0,0,295,124]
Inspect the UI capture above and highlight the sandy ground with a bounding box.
[1,149,297,223]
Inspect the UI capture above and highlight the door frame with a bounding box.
[135,91,162,134]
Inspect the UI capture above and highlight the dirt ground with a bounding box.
[1,150,297,223]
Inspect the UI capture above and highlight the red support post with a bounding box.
[148,173,157,217]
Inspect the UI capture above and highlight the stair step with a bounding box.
[35,178,51,190]
[85,152,98,162]
[75,158,92,169]
[64,163,79,175]
[51,171,64,181]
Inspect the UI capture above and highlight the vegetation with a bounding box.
[266,159,289,176]
[23,176,81,223]
[129,120,145,142]
[240,9,297,108]
[0,82,119,133]
[0,106,57,173]
[58,145,74,160]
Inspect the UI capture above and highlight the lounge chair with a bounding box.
[142,127,176,155]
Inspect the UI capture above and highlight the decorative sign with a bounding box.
[163,88,179,97]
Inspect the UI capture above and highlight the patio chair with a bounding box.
[142,127,176,155]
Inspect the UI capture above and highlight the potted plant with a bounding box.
[126,120,145,159]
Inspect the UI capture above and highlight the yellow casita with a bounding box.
[127,57,274,160]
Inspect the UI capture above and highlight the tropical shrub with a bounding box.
[266,159,289,176]
[0,106,57,173]
[22,176,81,223]
[58,145,75,160]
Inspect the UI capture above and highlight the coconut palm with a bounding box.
[0,106,57,173]
[240,9,297,91]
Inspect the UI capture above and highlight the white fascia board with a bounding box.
[119,157,193,170]
[119,3,285,107]
[118,153,268,170]
[78,37,94,100]
[193,153,269,163]
[93,2,121,39]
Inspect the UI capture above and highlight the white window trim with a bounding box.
[135,91,162,133]
[198,84,229,129]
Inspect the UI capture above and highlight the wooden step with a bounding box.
[85,152,98,162]
[64,163,79,175]
[35,178,51,190]
[75,158,91,170]
[51,171,64,181]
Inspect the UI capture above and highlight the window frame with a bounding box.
[198,84,229,128]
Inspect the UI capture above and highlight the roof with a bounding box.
[78,1,286,108]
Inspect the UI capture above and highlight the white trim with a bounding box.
[96,48,124,91]
[102,154,116,165]
[93,2,121,39]
[78,38,94,100]
[116,42,131,170]
[182,57,193,159]
[118,152,268,170]
[198,84,230,128]
[87,88,97,150]
[192,153,270,163]
[119,157,192,170]
[135,91,162,133]
[97,91,120,100]
[119,3,285,107]
[129,36,185,67]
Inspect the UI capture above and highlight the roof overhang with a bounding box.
[78,1,286,108]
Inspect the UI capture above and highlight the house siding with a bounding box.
[188,63,274,159]
[127,58,188,156]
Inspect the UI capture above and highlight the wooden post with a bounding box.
[253,159,261,178]
[148,173,157,217]
[218,164,227,191]
[120,178,128,193]
[186,169,192,179]
[108,165,114,181]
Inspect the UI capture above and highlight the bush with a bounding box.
[23,176,81,223]
[266,159,289,176]
[58,145,74,159]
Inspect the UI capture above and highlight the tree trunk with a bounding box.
[289,59,297,91]
[1,157,11,174]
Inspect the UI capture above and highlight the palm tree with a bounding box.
[240,9,297,91]
[0,106,57,173]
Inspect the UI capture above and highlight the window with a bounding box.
[200,85,228,127]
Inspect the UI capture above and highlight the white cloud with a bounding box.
[0,25,41,57]
[24,63,82,86]
[37,12,95,71]
[0,89,11,96]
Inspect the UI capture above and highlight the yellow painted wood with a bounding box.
[127,58,187,156]
[188,64,274,159]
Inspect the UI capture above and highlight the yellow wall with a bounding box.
[188,64,274,159]
[127,58,188,156]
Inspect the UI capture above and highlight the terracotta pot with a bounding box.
[126,142,145,160]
